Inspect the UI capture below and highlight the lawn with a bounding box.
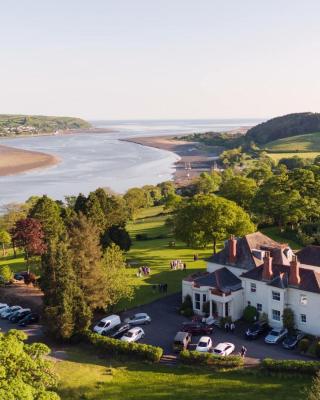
[54,347,310,400]
[119,207,213,310]
[260,227,302,250]
[0,250,27,274]
[265,131,320,152]
[267,152,320,163]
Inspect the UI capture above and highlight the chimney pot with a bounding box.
[228,236,237,264]
[262,251,273,281]
[289,255,300,286]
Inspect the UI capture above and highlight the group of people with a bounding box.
[152,283,168,293]
[137,266,151,277]
[170,260,187,270]
[224,321,236,333]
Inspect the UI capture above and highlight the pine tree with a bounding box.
[68,213,107,311]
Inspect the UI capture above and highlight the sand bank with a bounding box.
[123,135,219,186]
[0,145,60,176]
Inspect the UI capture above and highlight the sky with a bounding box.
[0,0,320,120]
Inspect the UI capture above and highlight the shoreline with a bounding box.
[0,127,115,177]
[122,135,219,186]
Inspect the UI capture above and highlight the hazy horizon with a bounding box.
[1,0,320,120]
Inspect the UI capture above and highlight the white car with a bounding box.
[1,306,22,318]
[265,328,288,344]
[121,327,145,343]
[196,336,213,353]
[125,313,151,325]
[213,342,235,356]
[0,304,8,312]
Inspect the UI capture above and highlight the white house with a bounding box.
[182,232,320,335]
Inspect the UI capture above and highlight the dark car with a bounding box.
[181,322,213,335]
[9,309,31,323]
[18,313,40,327]
[14,273,24,281]
[102,323,131,339]
[245,321,269,340]
[282,331,305,349]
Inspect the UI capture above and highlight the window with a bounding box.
[194,293,200,310]
[250,283,256,293]
[300,295,307,305]
[247,301,251,306]
[300,314,307,324]
[202,294,207,303]
[257,303,262,312]
[272,291,280,301]
[272,309,281,321]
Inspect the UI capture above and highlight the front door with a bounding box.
[225,302,229,317]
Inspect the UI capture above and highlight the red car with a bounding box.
[181,322,213,335]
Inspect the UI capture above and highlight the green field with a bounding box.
[120,206,212,309]
[265,132,320,152]
[267,151,320,163]
[54,347,310,400]
[260,227,302,250]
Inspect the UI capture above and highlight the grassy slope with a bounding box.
[54,347,310,400]
[119,206,212,310]
[260,227,302,250]
[265,132,320,152]
[267,152,320,163]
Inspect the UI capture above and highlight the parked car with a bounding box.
[124,313,151,325]
[213,342,235,356]
[9,309,31,323]
[181,322,213,336]
[102,323,131,339]
[173,331,192,353]
[18,313,40,327]
[196,336,213,353]
[93,315,121,334]
[121,327,145,343]
[264,328,288,344]
[282,331,305,349]
[14,273,24,281]
[245,321,269,340]
[1,306,22,319]
[0,304,8,312]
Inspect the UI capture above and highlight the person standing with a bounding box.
[230,322,235,333]
[224,321,230,332]
[240,345,247,358]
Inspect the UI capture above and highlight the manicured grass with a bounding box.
[267,152,320,163]
[54,347,310,400]
[0,250,27,274]
[119,208,213,310]
[265,132,320,152]
[260,227,302,250]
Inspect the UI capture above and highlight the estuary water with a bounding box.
[0,118,262,206]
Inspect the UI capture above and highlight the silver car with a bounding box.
[125,313,151,325]
[265,328,288,344]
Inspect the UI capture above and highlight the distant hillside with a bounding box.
[264,131,320,153]
[0,114,91,136]
[245,112,320,145]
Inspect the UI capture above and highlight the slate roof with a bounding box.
[184,267,242,293]
[296,246,320,267]
[241,264,320,294]
[207,231,284,271]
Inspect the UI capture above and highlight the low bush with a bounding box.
[298,338,310,353]
[136,233,149,241]
[180,307,193,317]
[180,350,244,368]
[83,331,163,362]
[262,358,320,374]
[243,305,258,323]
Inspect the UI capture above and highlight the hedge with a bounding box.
[180,350,244,368]
[83,331,163,362]
[262,358,320,374]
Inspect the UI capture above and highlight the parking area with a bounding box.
[120,293,310,362]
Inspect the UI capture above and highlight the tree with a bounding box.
[164,193,182,211]
[101,225,132,251]
[124,188,146,219]
[0,330,60,399]
[11,218,46,272]
[142,185,162,207]
[173,195,255,253]
[0,265,12,283]
[306,371,320,400]
[0,230,11,256]
[282,308,295,333]
[157,181,175,200]
[83,192,105,233]
[101,243,134,311]
[196,172,221,194]
[219,175,258,211]
[68,214,107,311]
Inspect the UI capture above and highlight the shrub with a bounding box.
[299,338,310,353]
[202,301,210,316]
[180,308,194,317]
[282,308,295,333]
[83,331,163,362]
[243,305,258,323]
[180,295,194,316]
[262,358,320,374]
[180,350,243,368]
[0,265,12,284]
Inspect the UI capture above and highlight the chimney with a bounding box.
[262,251,273,281]
[289,255,301,286]
[228,235,237,264]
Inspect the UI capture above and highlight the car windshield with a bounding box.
[198,342,207,347]
[214,349,222,354]
[125,332,134,338]
[269,330,279,336]
[97,322,105,328]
